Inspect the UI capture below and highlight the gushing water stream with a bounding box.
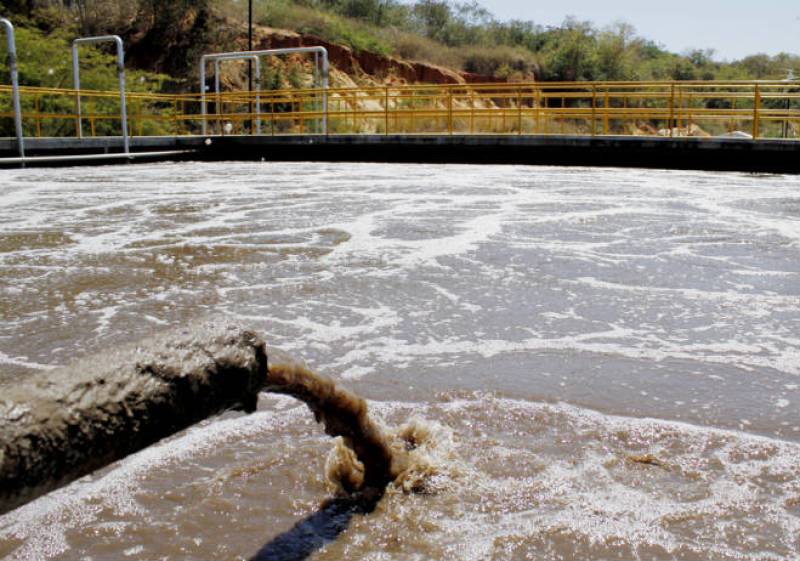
[264,363,401,493]
[252,362,446,560]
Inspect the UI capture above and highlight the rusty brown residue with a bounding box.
[625,454,669,469]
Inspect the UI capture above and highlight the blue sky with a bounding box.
[475,0,800,60]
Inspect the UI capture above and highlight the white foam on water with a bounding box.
[512,399,800,558]
[92,304,121,336]
[1,389,799,560]
[2,162,800,557]
[277,325,800,379]
[0,351,55,371]
[0,398,306,561]
[568,276,799,320]
[318,396,800,561]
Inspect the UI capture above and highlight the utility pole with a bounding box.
[248,0,254,132]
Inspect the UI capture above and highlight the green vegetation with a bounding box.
[0,7,171,136]
[245,0,800,81]
[0,18,166,91]
[246,0,394,55]
[1,0,799,87]
[1,1,798,140]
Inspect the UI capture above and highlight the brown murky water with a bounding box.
[1,162,800,560]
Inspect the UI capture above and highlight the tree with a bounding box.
[596,22,636,80]
[411,0,451,43]
[542,18,598,81]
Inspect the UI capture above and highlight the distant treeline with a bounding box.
[251,0,800,81]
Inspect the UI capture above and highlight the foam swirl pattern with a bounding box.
[1,162,799,559]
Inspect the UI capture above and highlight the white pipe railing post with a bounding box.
[1,18,25,160]
[71,42,81,138]
[200,58,207,136]
[209,54,261,135]
[255,59,261,134]
[320,49,328,135]
[72,35,129,154]
[313,51,319,134]
[214,58,221,134]
[200,47,328,136]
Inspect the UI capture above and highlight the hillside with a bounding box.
[1,0,799,95]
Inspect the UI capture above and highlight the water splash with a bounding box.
[264,363,402,492]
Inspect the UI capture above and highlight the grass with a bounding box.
[226,0,539,79]
[251,1,392,56]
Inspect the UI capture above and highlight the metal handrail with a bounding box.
[2,79,800,140]
[1,17,24,159]
[72,35,129,154]
[200,47,329,135]
[212,54,261,134]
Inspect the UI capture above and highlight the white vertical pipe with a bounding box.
[72,35,129,154]
[209,54,261,136]
[1,18,25,159]
[214,59,222,135]
[72,42,81,138]
[318,48,328,135]
[200,56,207,136]
[254,60,261,134]
[314,53,322,136]
[200,47,329,135]
[115,37,129,154]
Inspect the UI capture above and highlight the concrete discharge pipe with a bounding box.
[0,323,268,516]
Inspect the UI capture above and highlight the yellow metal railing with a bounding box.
[3,80,800,140]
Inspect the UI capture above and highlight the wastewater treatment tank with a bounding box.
[1,161,800,560]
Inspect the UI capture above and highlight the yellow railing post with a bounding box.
[385,86,389,135]
[591,85,597,136]
[216,89,222,135]
[603,88,609,135]
[298,92,304,134]
[753,84,761,140]
[447,87,453,135]
[410,89,416,134]
[669,84,675,137]
[622,95,628,133]
[392,89,397,132]
[517,87,522,135]
[34,93,41,137]
[544,94,550,134]
[351,92,357,132]
[130,97,135,137]
[74,89,81,137]
[88,97,96,137]
[173,98,179,136]
[535,88,542,134]
[470,91,475,134]
[782,88,789,139]
[136,98,144,137]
